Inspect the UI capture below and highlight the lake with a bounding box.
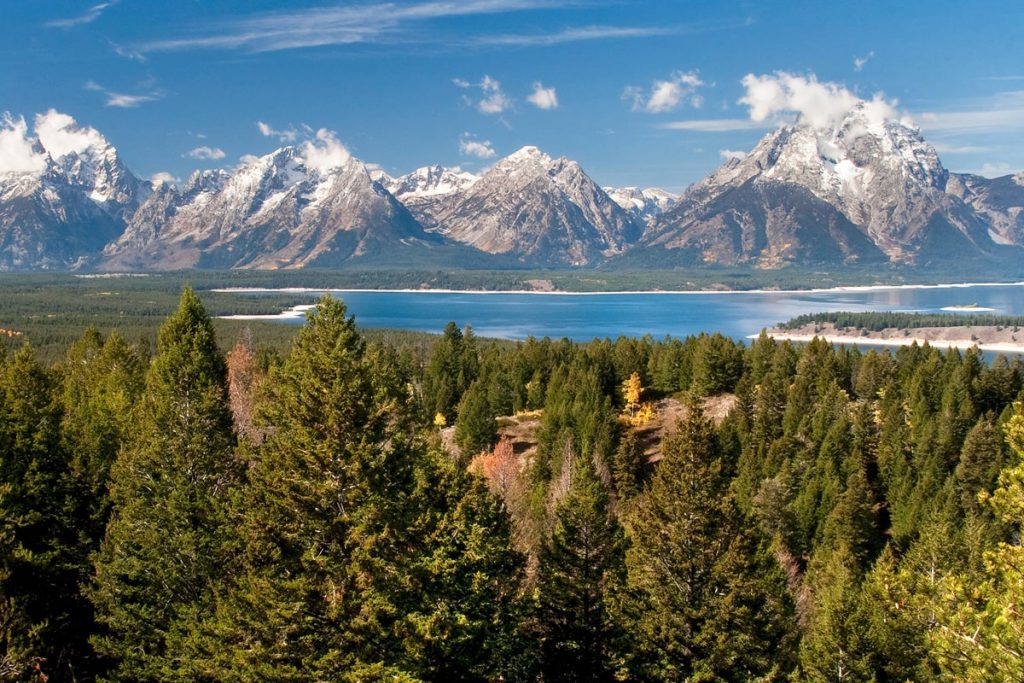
[220,282,1024,343]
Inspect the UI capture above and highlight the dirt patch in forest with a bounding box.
[631,393,737,462]
[484,395,737,465]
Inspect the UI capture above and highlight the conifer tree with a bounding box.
[0,345,83,680]
[534,453,627,682]
[612,430,646,501]
[622,403,795,681]
[187,297,526,680]
[932,402,1024,679]
[90,288,240,681]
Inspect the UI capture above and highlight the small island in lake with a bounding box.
[763,311,1024,354]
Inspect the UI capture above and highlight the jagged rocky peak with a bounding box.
[388,164,479,199]
[605,186,679,225]
[420,144,642,265]
[0,110,148,270]
[105,134,434,270]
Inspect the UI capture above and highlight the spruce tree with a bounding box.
[0,345,83,681]
[534,453,627,682]
[90,288,240,681]
[622,403,795,681]
[186,297,526,680]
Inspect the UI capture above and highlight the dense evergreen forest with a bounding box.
[3,289,1024,681]
[781,310,1024,332]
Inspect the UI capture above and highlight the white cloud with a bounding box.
[918,92,1024,133]
[35,110,107,158]
[239,154,260,166]
[0,114,48,175]
[186,146,226,160]
[256,120,298,142]
[719,149,747,161]
[479,75,511,114]
[105,92,161,108]
[456,75,513,115]
[139,0,566,53]
[931,142,992,154]
[738,71,901,130]
[527,82,558,110]
[459,133,497,159]
[46,1,117,28]
[150,172,178,187]
[84,80,163,108]
[624,71,704,113]
[659,118,771,132]
[978,162,1019,178]
[300,128,351,171]
[111,43,147,62]
[474,25,680,47]
[853,50,874,72]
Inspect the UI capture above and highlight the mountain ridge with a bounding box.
[0,109,1021,272]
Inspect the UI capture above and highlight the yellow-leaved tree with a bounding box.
[622,372,642,417]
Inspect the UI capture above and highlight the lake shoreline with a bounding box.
[761,322,1024,354]
[211,279,1024,298]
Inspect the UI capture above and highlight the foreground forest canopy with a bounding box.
[3,290,1024,681]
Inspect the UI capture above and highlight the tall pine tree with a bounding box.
[90,288,240,681]
[621,402,795,681]
[534,452,627,682]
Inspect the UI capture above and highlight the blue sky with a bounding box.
[3,0,1024,191]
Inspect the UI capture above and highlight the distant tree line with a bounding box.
[2,292,1024,680]
[781,310,1024,332]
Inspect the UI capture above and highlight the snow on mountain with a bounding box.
[945,171,1024,246]
[0,111,146,270]
[104,141,435,270]
[604,186,678,226]
[421,146,642,265]
[641,103,995,267]
[387,164,479,199]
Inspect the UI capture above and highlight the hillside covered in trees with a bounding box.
[3,291,1024,681]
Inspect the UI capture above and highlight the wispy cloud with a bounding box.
[46,1,118,28]
[917,91,1024,133]
[719,149,747,161]
[473,25,676,47]
[186,146,226,160]
[256,121,298,142]
[455,75,513,115]
[84,80,164,108]
[853,50,874,72]
[139,0,574,53]
[931,142,992,154]
[659,118,772,132]
[624,71,705,113]
[976,162,1020,178]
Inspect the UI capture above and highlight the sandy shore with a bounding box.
[760,322,1024,354]
[211,280,1024,297]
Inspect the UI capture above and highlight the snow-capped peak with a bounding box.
[604,186,679,225]
[499,145,552,166]
[388,164,479,199]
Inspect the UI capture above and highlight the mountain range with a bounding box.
[1,109,1022,272]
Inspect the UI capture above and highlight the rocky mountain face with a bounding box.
[0,112,147,270]
[1,108,1022,272]
[105,146,437,270]
[945,172,1024,246]
[604,186,678,227]
[640,104,997,267]
[419,146,642,265]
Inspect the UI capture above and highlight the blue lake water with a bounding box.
[226,282,1024,342]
